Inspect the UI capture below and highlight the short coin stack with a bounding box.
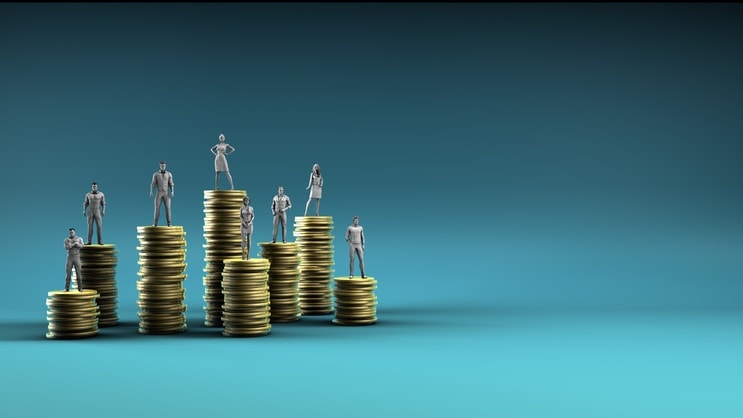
[46,289,100,339]
[203,190,246,327]
[136,226,188,335]
[293,216,334,315]
[79,244,119,326]
[221,258,271,337]
[259,242,301,323]
[332,277,377,325]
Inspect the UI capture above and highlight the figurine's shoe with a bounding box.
[78,289,84,292]
[64,288,69,292]
[167,223,172,227]
[98,242,103,245]
[361,275,366,279]
[272,240,276,243]
[85,242,92,245]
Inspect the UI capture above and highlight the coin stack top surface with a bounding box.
[259,242,301,323]
[79,244,119,327]
[136,225,188,335]
[293,216,334,315]
[332,277,377,326]
[222,258,272,337]
[46,289,100,339]
[203,190,246,327]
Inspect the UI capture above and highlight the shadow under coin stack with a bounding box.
[203,190,246,327]
[293,216,334,315]
[259,242,301,323]
[332,277,377,325]
[79,244,119,326]
[46,289,100,339]
[136,226,188,334]
[221,258,271,337]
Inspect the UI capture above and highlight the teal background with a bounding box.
[2,3,743,417]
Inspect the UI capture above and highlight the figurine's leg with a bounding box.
[95,213,103,244]
[357,248,365,278]
[281,213,287,243]
[272,216,279,243]
[87,214,94,244]
[65,257,73,290]
[304,199,311,216]
[165,197,172,226]
[349,245,355,277]
[74,258,83,290]
[226,172,234,190]
[246,232,251,259]
[315,199,320,216]
[153,196,161,226]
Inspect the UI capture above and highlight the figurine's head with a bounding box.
[69,228,76,237]
[91,182,98,192]
[313,164,320,174]
[243,196,250,205]
[159,161,167,171]
[353,216,359,226]
[219,133,225,142]
[278,186,284,196]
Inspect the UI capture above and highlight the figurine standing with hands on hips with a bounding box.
[211,133,235,190]
[346,216,366,278]
[304,163,323,216]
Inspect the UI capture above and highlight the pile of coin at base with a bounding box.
[332,277,377,325]
[259,242,301,323]
[46,289,100,339]
[203,190,246,327]
[79,244,119,326]
[222,258,271,337]
[136,226,188,334]
[293,216,334,315]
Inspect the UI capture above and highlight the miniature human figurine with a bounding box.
[240,196,254,260]
[345,216,366,278]
[64,228,84,291]
[211,133,235,190]
[83,181,106,245]
[304,163,323,216]
[271,186,292,243]
[150,161,174,226]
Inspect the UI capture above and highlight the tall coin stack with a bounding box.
[221,258,271,337]
[46,289,100,339]
[259,242,301,323]
[80,244,119,326]
[136,226,188,334]
[203,190,246,327]
[332,277,377,325]
[293,216,334,315]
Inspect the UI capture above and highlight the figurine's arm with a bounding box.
[150,173,156,197]
[247,208,254,225]
[210,144,218,156]
[101,193,106,216]
[271,198,276,216]
[345,227,351,243]
[169,174,175,197]
[83,194,89,216]
[64,238,72,250]
[360,228,365,250]
[226,144,235,156]
[285,196,292,211]
[319,176,323,188]
[75,238,85,248]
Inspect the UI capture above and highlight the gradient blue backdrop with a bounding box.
[2,3,743,417]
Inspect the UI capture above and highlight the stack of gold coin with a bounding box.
[332,277,377,325]
[203,190,246,327]
[293,216,334,315]
[221,258,271,337]
[46,289,100,339]
[136,226,188,335]
[79,244,119,327]
[259,242,301,323]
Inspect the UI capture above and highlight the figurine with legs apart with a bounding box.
[64,228,84,291]
[83,181,106,245]
[271,186,292,243]
[150,161,174,226]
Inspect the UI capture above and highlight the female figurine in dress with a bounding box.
[211,133,235,190]
[240,196,254,259]
[304,163,323,216]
